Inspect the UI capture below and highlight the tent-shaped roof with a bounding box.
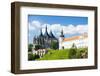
[39,28,44,37]
[49,30,56,39]
[44,26,51,38]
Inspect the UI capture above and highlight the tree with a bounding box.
[72,43,77,49]
[34,44,42,50]
[76,48,88,58]
[28,53,40,60]
[50,41,58,50]
[68,43,77,59]
[28,44,33,52]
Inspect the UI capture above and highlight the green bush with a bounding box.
[35,54,40,59]
[34,44,42,50]
[76,50,82,58]
[28,44,33,52]
[76,48,88,58]
[68,48,77,59]
[28,53,40,60]
[50,41,58,50]
[68,43,77,59]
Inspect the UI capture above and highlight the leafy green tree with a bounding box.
[28,44,33,52]
[72,43,77,49]
[34,44,42,50]
[28,53,40,60]
[76,48,88,58]
[68,43,77,59]
[50,41,58,50]
[76,49,82,58]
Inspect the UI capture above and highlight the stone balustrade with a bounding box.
[32,49,48,58]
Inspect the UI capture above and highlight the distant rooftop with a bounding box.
[63,33,88,42]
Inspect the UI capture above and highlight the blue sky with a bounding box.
[28,15,88,26]
[28,15,88,44]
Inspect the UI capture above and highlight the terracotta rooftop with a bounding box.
[63,35,88,42]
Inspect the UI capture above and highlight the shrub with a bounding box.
[28,53,40,60]
[68,43,77,59]
[76,48,88,58]
[76,50,82,58]
[35,54,40,59]
[68,48,77,59]
[28,53,35,60]
[34,44,42,50]
[28,44,33,52]
[50,41,58,50]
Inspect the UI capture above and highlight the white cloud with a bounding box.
[76,25,88,34]
[29,23,35,30]
[31,20,41,29]
[29,20,88,37]
[63,24,88,35]
[29,20,41,31]
[51,24,62,31]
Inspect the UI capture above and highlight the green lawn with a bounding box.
[37,49,70,60]
[28,47,88,61]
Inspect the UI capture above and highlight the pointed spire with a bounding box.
[49,30,56,38]
[46,25,47,32]
[44,25,50,38]
[39,27,43,37]
[61,29,63,34]
[60,29,64,37]
[40,27,42,34]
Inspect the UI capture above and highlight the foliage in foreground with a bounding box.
[50,41,58,50]
[68,47,88,59]
[68,43,88,59]
[28,53,39,60]
[28,47,88,60]
[28,44,33,52]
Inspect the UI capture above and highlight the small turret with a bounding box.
[59,29,64,49]
[60,29,64,37]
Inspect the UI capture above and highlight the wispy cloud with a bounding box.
[29,20,41,30]
[29,20,88,38]
[63,24,88,35]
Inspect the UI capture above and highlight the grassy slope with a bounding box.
[37,49,70,60]
[36,48,88,60]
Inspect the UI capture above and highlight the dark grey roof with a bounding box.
[49,30,56,39]
[39,28,44,37]
[34,26,58,39]
[44,31,50,38]
[44,26,51,38]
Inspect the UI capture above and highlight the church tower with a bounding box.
[59,29,64,49]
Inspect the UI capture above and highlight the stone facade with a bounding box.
[33,26,59,49]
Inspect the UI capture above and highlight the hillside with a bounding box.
[37,49,70,60]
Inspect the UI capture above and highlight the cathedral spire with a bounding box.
[60,29,64,37]
[44,25,50,38]
[40,27,42,34]
[46,25,47,32]
[49,30,56,38]
[39,27,43,37]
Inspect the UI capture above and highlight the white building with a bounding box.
[59,30,88,49]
